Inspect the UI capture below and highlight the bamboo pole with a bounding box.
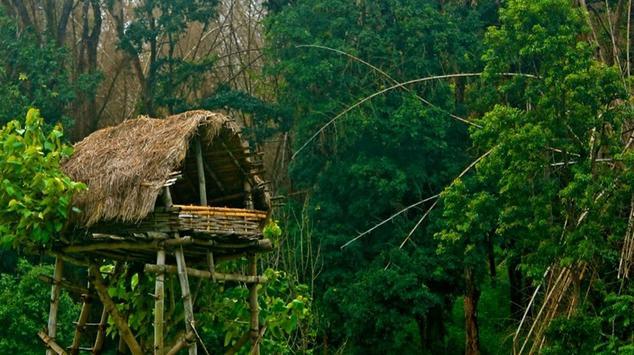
[174,238,198,355]
[144,264,267,283]
[248,254,260,355]
[88,265,143,355]
[194,137,208,206]
[154,249,166,355]
[92,306,108,354]
[47,257,64,355]
[70,293,92,355]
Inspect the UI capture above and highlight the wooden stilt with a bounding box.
[194,137,207,206]
[154,249,166,355]
[248,254,260,355]
[175,238,198,355]
[92,306,108,354]
[47,257,64,355]
[70,293,92,355]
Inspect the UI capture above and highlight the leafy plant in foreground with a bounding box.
[0,108,85,249]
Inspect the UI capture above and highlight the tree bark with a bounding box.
[464,267,481,355]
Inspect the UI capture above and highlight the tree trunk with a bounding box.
[464,267,481,355]
[508,254,523,321]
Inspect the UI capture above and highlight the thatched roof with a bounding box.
[63,110,261,227]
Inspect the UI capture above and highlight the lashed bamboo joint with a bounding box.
[40,110,270,354]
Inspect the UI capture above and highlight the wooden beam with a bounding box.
[144,264,267,284]
[38,330,68,355]
[194,137,208,206]
[221,142,251,181]
[61,237,195,253]
[47,257,64,355]
[88,265,143,355]
[38,274,89,296]
[154,249,166,355]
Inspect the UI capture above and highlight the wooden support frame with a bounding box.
[92,306,108,354]
[47,257,64,355]
[144,264,267,283]
[70,293,92,355]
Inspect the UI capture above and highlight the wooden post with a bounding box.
[248,254,260,355]
[47,257,64,355]
[244,179,253,209]
[88,265,143,355]
[154,249,166,355]
[70,293,92,355]
[175,238,197,355]
[194,137,207,206]
[92,307,108,354]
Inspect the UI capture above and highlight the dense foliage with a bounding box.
[1,0,634,353]
[266,0,499,352]
[0,260,79,354]
[0,9,75,126]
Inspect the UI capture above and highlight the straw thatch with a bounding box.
[63,110,251,227]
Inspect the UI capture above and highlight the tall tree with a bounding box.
[438,0,633,353]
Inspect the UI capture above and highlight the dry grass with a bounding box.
[62,110,241,226]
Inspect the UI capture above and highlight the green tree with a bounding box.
[437,0,633,352]
[0,8,75,126]
[265,0,497,352]
[0,259,79,354]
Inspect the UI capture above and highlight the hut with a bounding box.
[40,110,271,355]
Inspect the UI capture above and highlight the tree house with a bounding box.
[40,110,271,355]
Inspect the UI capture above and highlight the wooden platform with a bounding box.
[55,205,271,265]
